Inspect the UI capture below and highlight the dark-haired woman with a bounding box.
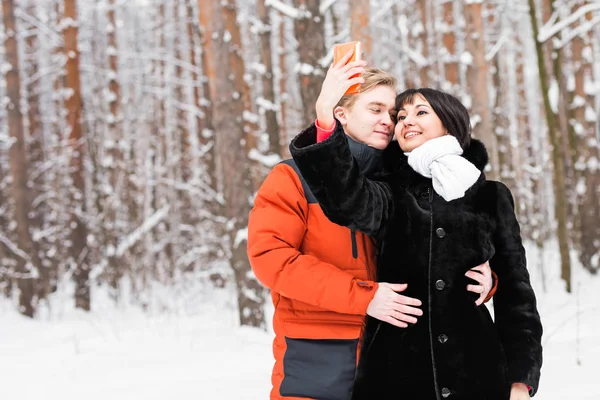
[290,81,543,400]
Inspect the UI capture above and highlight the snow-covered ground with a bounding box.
[1,243,599,400]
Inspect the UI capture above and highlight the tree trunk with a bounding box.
[0,181,11,297]
[107,0,120,126]
[63,0,90,309]
[153,2,177,279]
[50,0,67,284]
[185,0,203,185]
[545,0,577,229]
[104,0,125,297]
[198,0,266,328]
[491,54,514,188]
[464,1,499,180]
[506,28,527,224]
[442,0,458,89]
[527,0,571,292]
[187,0,202,136]
[2,0,39,317]
[25,0,53,301]
[257,0,281,156]
[572,9,600,273]
[278,12,289,157]
[195,0,217,190]
[174,0,192,185]
[416,0,431,87]
[294,0,326,127]
[350,0,371,57]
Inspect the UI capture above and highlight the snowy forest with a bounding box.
[0,0,598,333]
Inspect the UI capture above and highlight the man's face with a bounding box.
[335,85,397,150]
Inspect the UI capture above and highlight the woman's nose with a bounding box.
[403,114,415,125]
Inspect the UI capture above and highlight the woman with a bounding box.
[289,57,543,400]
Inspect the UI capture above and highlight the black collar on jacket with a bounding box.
[347,134,384,177]
[326,119,385,177]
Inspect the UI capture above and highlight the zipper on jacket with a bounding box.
[350,228,358,259]
[427,187,442,400]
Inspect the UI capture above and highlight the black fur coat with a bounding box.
[289,123,543,400]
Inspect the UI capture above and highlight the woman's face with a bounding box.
[335,85,397,150]
[395,94,447,152]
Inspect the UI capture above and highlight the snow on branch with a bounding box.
[115,205,170,257]
[486,29,509,61]
[320,0,341,14]
[234,227,248,249]
[0,232,31,261]
[538,3,600,43]
[405,47,429,67]
[398,15,428,67]
[176,246,211,268]
[374,0,396,20]
[14,8,62,45]
[265,0,311,19]
[554,14,600,49]
[248,148,281,168]
[319,49,337,69]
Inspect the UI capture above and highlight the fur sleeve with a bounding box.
[289,121,394,238]
[489,181,543,395]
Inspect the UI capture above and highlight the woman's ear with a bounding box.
[334,106,348,125]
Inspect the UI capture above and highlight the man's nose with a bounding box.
[381,112,392,125]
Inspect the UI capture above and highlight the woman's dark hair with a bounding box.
[395,88,472,149]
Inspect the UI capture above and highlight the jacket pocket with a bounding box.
[280,319,361,400]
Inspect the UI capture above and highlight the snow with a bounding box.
[243,110,260,124]
[538,3,600,44]
[572,95,586,108]
[1,244,599,400]
[201,128,214,139]
[0,232,30,261]
[264,0,311,20]
[223,30,232,44]
[256,96,279,112]
[248,148,281,167]
[233,227,248,249]
[250,62,268,76]
[0,285,273,400]
[548,79,559,114]
[115,205,170,257]
[1,61,13,74]
[319,0,340,15]
[295,62,318,75]
[460,51,473,66]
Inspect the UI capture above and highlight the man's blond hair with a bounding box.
[336,67,397,109]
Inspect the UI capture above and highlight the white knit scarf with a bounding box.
[405,135,481,202]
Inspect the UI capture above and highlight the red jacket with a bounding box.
[248,157,378,400]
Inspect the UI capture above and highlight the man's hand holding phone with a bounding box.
[315,41,367,130]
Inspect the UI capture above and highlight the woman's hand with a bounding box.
[510,383,530,400]
[315,49,367,129]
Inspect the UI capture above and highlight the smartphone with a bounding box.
[333,41,362,95]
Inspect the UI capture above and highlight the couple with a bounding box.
[248,50,542,400]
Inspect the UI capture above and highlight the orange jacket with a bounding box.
[248,159,378,400]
